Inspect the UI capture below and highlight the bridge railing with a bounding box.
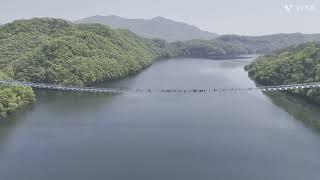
[0,80,320,94]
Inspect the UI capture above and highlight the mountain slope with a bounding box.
[217,33,320,54]
[163,33,320,59]
[0,17,181,118]
[0,18,170,86]
[76,15,218,42]
[245,42,320,104]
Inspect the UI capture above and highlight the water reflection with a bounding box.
[265,92,320,132]
[1,58,320,180]
[33,90,118,114]
[0,105,34,156]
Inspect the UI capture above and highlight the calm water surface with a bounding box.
[1,58,320,180]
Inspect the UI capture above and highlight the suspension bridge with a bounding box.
[1,80,320,94]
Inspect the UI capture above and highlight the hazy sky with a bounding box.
[1,0,320,35]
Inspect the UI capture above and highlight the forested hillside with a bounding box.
[0,18,171,118]
[0,17,239,118]
[1,17,320,117]
[0,85,34,118]
[217,34,320,54]
[0,18,171,86]
[245,42,320,104]
[147,34,320,59]
[2,18,320,86]
[174,33,320,58]
[77,15,320,57]
[0,71,34,118]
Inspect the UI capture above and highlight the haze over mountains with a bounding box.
[76,15,218,42]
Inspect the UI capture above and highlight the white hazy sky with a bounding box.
[1,0,320,35]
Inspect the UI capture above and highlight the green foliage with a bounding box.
[0,18,169,117]
[161,33,320,59]
[0,85,35,118]
[245,42,320,104]
[216,33,320,54]
[171,39,248,58]
[0,68,34,118]
[0,18,162,86]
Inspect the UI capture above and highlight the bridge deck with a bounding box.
[1,80,320,94]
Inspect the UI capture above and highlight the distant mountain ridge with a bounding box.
[76,15,218,42]
[215,33,320,54]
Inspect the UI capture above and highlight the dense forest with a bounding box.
[0,72,35,118]
[2,18,320,87]
[1,17,320,117]
[0,85,34,118]
[0,18,173,117]
[0,18,176,86]
[217,34,320,53]
[245,42,320,104]
[173,33,320,58]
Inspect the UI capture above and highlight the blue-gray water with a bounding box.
[1,58,320,180]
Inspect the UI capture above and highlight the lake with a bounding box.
[1,57,320,180]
